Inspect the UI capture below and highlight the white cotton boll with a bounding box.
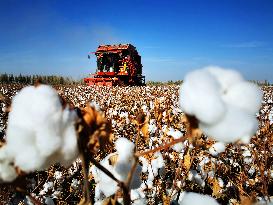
[94,186,103,202]
[179,69,226,124]
[0,162,17,182]
[139,157,148,173]
[115,137,135,162]
[96,154,118,197]
[172,143,185,153]
[200,106,258,143]
[209,142,226,156]
[148,122,157,134]
[57,108,78,166]
[168,128,185,152]
[151,152,165,177]
[90,101,101,111]
[94,146,142,197]
[179,67,262,144]
[132,197,147,205]
[2,85,79,176]
[205,66,244,91]
[147,165,154,181]
[223,81,262,115]
[146,179,153,189]
[115,160,142,189]
[0,155,17,182]
[179,192,219,205]
[189,170,205,187]
[131,189,140,201]
[114,138,135,181]
[14,144,45,171]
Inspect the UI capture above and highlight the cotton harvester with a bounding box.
[84,44,145,86]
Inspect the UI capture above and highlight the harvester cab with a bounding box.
[84,44,145,86]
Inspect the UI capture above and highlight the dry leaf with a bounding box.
[141,122,149,139]
[162,193,170,205]
[183,150,192,172]
[212,178,221,198]
[78,103,112,154]
[240,195,254,205]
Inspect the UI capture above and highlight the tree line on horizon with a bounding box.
[146,80,183,86]
[0,73,81,85]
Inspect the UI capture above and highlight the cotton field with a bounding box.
[0,70,272,205]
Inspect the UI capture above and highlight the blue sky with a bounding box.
[0,0,272,82]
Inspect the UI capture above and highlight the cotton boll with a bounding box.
[0,149,17,182]
[223,81,262,115]
[180,67,262,144]
[209,142,226,156]
[90,101,101,111]
[114,138,137,183]
[14,144,45,171]
[58,108,78,166]
[132,197,147,205]
[35,128,62,158]
[131,189,140,201]
[168,128,185,152]
[95,154,119,197]
[179,69,226,124]
[139,157,148,173]
[94,140,142,197]
[200,106,258,143]
[2,85,79,177]
[151,152,165,177]
[115,137,135,162]
[205,66,244,91]
[179,192,219,205]
[115,157,142,189]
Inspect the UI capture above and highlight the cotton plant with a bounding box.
[139,151,165,189]
[0,84,79,182]
[179,66,262,143]
[91,137,142,201]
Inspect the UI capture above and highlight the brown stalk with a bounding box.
[135,135,188,157]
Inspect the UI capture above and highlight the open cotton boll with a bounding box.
[2,85,78,175]
[90,101,101,111]
[151,152,165,176]
[56,108,79,166]
[0,147,17,182]
[209,142,226,156]
[179,66,262,143]
[93,153,119,197]
[93,138,141,197]
[223,81,263,115]
[179,192,219,205]
[115,138,142,189]
[115,137,135,161]
[200,106,258,143]
[168,128,184,152]
[205,66,244,91]
[179,69,226,124]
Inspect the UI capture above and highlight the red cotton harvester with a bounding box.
[84,44,145,86]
